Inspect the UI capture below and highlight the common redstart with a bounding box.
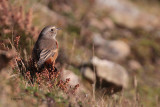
[32,26,60,69]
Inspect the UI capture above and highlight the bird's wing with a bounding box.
[37,49,56,67]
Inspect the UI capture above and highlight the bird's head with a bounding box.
[40,26,61,40]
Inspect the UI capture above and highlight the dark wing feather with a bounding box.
[37,49,55,67]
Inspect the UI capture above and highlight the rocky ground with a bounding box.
[0,0,160,107]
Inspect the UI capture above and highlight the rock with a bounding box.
[91,56,129,88]
[128,60,142,70]
[106,40,130,60]
[61,69,80,86]
[90,18,106,30]
[93,33,107,46]
[103,31,112,38]
[61,69,89,94]
[93,34,130,61]
[33,4,66,28]
[102,17,115,29]
[96,0,160,30]
[89,17,115,30]
[81,67,95,83]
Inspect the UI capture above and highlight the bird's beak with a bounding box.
[56,28,61,30]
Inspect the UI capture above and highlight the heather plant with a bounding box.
[0,0,39,54]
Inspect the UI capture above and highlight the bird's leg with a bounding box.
[47,64,53,72]
[48,62,57,79]
[52,61,55,67]
[51,61,57,72]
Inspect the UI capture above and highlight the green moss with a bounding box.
[132,36,160,64]
[68,66,81,76]
[138,84,160,107]
[62,12,75,20]
[25,85,39,94]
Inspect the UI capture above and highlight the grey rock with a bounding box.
[93,33,107,46]
[93,34,130,61]
[91,56,129,88]
[61,69,80,86]
[96,0,159,30]
[129,60,142,70]
[90,18,107,30]
[61,69,89,94]
[32,3,66,27]
[90,17,115,30]
[81,67,95,83]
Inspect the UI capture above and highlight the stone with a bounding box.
[90,18,107,30]
[96,0,159,30]
[32,4,66,28]
[61,69,80,86]
[93,34,130,61]
[91,56,129,88]
[89,17,115,30]
[102,17,115,29]
[81,67,95,83]
[93,33,107,46]
[128,60,142,70]
[60,69,89,94]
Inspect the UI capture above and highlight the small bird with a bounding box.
[32,26,60,69]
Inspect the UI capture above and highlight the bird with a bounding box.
[32,26,60,70]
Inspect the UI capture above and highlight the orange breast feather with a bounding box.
[45,51,58,65]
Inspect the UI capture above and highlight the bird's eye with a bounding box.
[51,29,54,31]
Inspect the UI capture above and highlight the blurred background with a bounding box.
[0,0,160,107]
